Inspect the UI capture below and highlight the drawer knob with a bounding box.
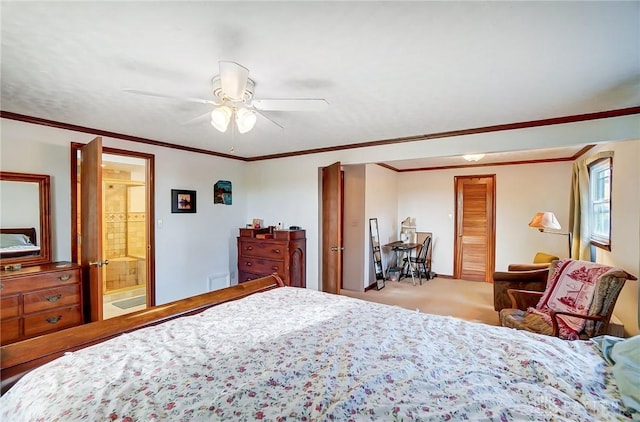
[271,266,279,271]
[246,246,253,251]
[46,315,62,324]
[45,294,62,303]
[58,274,72,281]
[273,249,281,254]
[245,262,252,267]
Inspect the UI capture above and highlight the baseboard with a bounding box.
[364,282,378,291]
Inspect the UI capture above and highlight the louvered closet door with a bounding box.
[454,175,496,282]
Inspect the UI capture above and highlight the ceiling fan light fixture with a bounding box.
[211,106,232,132]
[236,107,257,134]
[462,154,485,162]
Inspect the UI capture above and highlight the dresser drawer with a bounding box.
[1,269,80,295]
[0,295,20,319]
[238,256,284,277]
[1,318,20,345]
[239,240,286,260]
[23,306,83,337]
[23,284,81,314]
[238,271,262,283]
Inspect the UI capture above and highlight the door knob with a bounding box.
[88,259,110,267]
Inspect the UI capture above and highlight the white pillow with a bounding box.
[0,233,32,248]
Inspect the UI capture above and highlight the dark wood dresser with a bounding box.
[0,262,83,345]
[237,228,306,288]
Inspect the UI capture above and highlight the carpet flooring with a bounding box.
[341,276,500,326]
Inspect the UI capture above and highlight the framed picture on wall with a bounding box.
[171,189,196,213]
[214,180,232,205]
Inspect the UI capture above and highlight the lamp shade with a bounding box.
[211,106,232,132]
[236,107,257,134]
[528,212,561,231]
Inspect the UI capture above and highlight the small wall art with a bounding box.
[171,189,196,213]
[214,180,232,205]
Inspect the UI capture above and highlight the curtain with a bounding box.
[569,150,614,261]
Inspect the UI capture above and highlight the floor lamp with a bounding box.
[528,211,572,258]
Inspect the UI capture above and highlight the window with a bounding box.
[588,157,612,250]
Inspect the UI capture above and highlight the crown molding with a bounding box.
[2,107,638,164]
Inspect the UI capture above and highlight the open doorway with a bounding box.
[72,142,155,320]
[100,154,149,318]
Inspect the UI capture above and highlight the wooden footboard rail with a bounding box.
[1,274,285,394]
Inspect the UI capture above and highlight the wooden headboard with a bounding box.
[0,227,37,245]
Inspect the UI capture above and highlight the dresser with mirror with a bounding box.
[0,171,84,345]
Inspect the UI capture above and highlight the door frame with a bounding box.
[453,174,496,282]
[71,142,156,319]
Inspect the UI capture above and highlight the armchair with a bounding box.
[492,252,559,312]
[509,252,559,270]
[493,267,549,312]
[499,259,637,339]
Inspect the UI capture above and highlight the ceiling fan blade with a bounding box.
[219,61,249,101]
[252,98,329,112]
[180,111,211,126]
[252,108,284,130]
[123,88,218,105]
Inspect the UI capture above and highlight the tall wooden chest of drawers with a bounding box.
[237,229,306,288]
[0,262,83,345]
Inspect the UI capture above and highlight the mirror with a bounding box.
[0,172,51,267]
[369,218,385,290]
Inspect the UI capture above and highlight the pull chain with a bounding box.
[230,107,236,153]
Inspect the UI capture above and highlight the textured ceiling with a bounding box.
[1,1,638,164]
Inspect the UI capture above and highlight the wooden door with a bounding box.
[73,143,156,320]
[321,162,343,294]
[454,175,496,282]
[80,137,105,321]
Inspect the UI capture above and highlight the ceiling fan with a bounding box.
[124,61,328,134]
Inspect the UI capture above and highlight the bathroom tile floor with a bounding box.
[103,287,147,319]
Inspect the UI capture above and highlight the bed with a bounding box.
[0,274,637,420]
[0,228,40,259]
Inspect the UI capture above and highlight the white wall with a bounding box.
[397,162,573,276]
[342,164,366,291]
[0,120,75,260]
[1,119,249,305]
[586,140,640,335]
[364,164,398,288]
[145,146,249,304]
[245,155,325,290]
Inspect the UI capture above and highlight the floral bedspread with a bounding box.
[1,287,633,421]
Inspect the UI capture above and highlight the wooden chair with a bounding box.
[499,260,636,339]
[403,233,432,284]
